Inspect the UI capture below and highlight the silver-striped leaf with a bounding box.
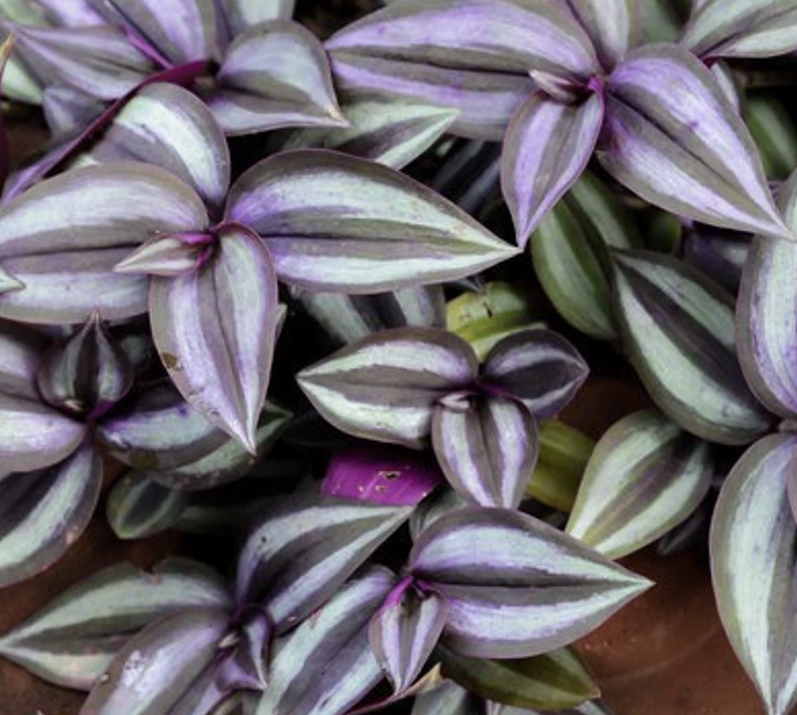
[226,150,519,293]
[235,495,410,630]
[711,433,797,715]
[566,409,713,559]
[0,558,231,689]
[612,249,773,444]
[106,471,188,540]
[297,328,478,448]
[566,0,635,69]
[409,508,652,658]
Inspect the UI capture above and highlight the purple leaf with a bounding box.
[79,607,231,715]
[205,20,345,135]
[235,495,409,629]
[326,0,600,85]
[0,440,101,588]
[223,606,271,691]
[0,35,13,190]
[37,315,133,419]
[682,227,748,294]
[328,51,533,141]
[566,0,636,69]
[42,86,105,136]
[0,320,48,399]
[0,557,231,689]
[106,471,189,540]
[409,508,652,658]
[97,384,233,470]
[737,171,797,419]
[297,328,478,448]
[34,0,105,27]
[221,0,295,35]
[227,150,519,292]
[0,393,87,472]
[277,96,458,170]
[598,44,791,240]
[612,249,774,444]
[7,23,152,100]
[432,395,538,509]
[322,444,444,507]
[0,162,208,323]
[501,90,604,248]
[369,578,448,692]
[482,329,589,420]
[294,285,446,346]
[92,82,231,211]
[711,434,797,715]
[88,0,221,66]
[683,0,797,60]
[150,223,280,452]
[252,566,394,715]
[147,402,292,491]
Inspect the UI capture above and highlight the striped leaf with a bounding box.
[438,646,598,711]
[295,285,446,346]
[370,579,448,692]
[502,91,603,248]
[235,495,410,629]
[322,444,444,507]
[446,282,539,362]
[566,409,713,559]
[531,170,641,341]
[147,402,292,491]
[29,0,103,27]
[0,392,87,472]
[0,558,231,689]
[8,23,152,101]
[0,35,12,189]
[37,315,133,420]
[711,434,797,715]
[106,471,188,540]
[79,608,230,715]
[683,0,797,60]
[682,227,748,294]
[278,97,457,169]
[42,87,103,136]
[87,0,220,66]
[598,45,791,241]
[492,699,617,715]
[612,249,773,444]
[206,20,345,135]
[98,384,234,471]
[0,162,207,323]
[482,329,588,420]
[745,95,797,182]
[431,395,539,508]
[411,681,480,715]
[737,171,797,419]
[226,150,519,293]
[0,320,49,400]
[150,224,281,452]
[297,328,478,448]
[253,566,395,715]
[91,83,231,212]
[409,508,652,658]
[0,441,101,588]
[409,490,470,543]
[567,0,636,69]
[328,51,533,141]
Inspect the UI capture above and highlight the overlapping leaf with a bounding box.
[432,395,538,508]
[567,0,635,69]
[297,328,478,447]
[599,44,791,240]
[149,224,280,452]
[235,495,410,629]
[106,471,189,539]
[253,565,395,715]
[711,434,797,715]
[221,0,296,36]
[502,91,604,247]
[226,150,519,293]
[0,558,231,689]
[409,508,651,658]
[612,249,773,444]
[683,0,797,60]
[567,410,713,559]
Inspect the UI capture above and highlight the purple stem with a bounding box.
[124,26,174,70]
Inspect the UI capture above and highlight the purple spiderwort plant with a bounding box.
[326,0,797,247]
[0,81,518,450]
